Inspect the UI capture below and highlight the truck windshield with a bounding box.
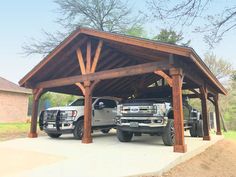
[69,98,96,106]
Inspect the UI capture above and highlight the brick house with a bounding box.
[0,77,31,123]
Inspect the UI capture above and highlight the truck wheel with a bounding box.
[101,129,110,134]
[162,120,175,146]
[73,120,84,140]
[190,122,198,137]
[117,129,133,142]
[197,120,203,137]
[47,133,62,138]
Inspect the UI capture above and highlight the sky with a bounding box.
[0,0,235,84]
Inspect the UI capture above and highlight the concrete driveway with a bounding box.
[1,130,223,177]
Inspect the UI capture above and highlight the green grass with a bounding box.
[0,123,30,134]
[224,130,236,140]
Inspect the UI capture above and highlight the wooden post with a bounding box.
[82,80,93,144]
[28,89,43,138]
[170,68,187,153]
[75,40,103,144]
[214,95,222,135]
[200,87,211,140]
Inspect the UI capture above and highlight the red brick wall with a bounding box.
[0,91,30,123]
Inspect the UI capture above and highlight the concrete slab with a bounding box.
[0,130,223,177]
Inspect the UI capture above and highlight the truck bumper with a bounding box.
[117,126,164,133]
[45,128,73,134]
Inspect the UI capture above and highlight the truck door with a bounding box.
[93,99,117,126]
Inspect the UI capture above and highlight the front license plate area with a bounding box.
[130,122,139,127]
[47,124,54,129]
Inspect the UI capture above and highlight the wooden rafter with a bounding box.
[75,82,85,95]
[154,70,173,87]
[86,40,91,73]
[76,48,86,75]
[91,40,103,73]
[33,88,44,101]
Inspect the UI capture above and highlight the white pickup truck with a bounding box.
[39,97,119,139]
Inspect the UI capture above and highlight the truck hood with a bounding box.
[47,106,84,111]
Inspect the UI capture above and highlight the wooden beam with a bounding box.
[170,68,187,153]
[86,40,91,73]
[76,48,86,75]
[28,88,44,138]
[82,80,93,144]
[154,70,173,87]
[75,82,85,95]
[65,48,113,77]
[91,40,103,73]
[35,61,171,89]
[214,95,222,135]
[200,86,211,141]
[34,88,44,101]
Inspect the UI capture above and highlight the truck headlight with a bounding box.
[64,110,77,121]
[117,105,123,116]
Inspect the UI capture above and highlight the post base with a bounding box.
[203,135,211,141]
[174,144,187,153]
[82,137,93,144]
[216,131,222,135]
[28,132,38,138]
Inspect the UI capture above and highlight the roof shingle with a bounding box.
[0,77,31,94]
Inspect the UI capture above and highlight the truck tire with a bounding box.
[47,133,62,138]
[117,129,133,142]
[197,119,203,137]
[73,120,84,140]
[162,120,175,146]
[190,122,198,137]
[101,129,110,134]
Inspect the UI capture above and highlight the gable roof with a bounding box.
[0,77,31,94]
[19,27,227,95]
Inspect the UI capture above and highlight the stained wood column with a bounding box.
[82,80,93,143]
[200,87,211,140]
[28,89,43,138]
[75,39,103,144]
[170,68,187,153]
[214,95,222,135]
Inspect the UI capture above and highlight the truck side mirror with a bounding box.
[94,102,105,110]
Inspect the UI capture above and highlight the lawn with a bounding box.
[0,123,44,141]
[223,130,236,141]
[0,122,30,134]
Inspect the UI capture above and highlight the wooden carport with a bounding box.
[19,28,226,153]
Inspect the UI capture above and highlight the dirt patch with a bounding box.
[157,139,236,177]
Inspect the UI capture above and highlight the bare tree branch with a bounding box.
[204,53,233,81]
[147,0,236,47]
[22,0,142,56]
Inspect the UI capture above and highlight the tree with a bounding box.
[231,70,236,81]
[153,29,190,46]
[22,0,142,56]
[146,0,236,47]
[203,53,233,81]
[124,25,147,38]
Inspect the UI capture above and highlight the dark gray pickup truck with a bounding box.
[115,98,203,146]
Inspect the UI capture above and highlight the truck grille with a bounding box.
[44,110,58,121]
[43,110,68,122]
[121,105,156,117]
